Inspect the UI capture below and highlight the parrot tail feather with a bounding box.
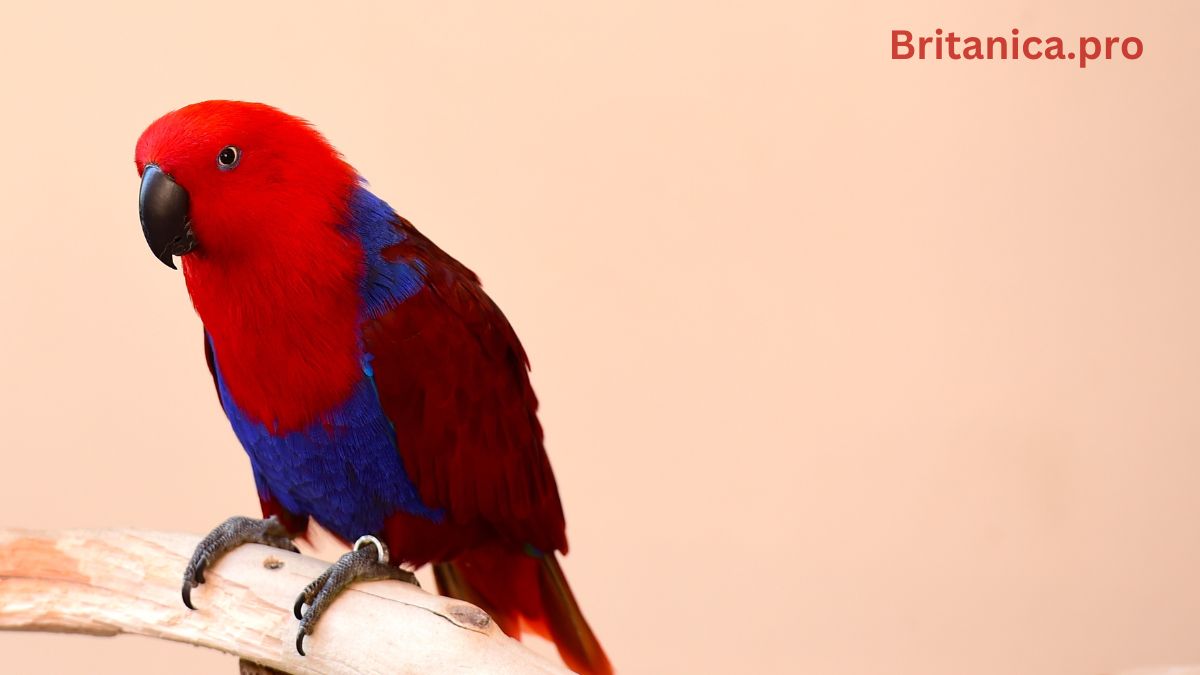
[433,546,612,675]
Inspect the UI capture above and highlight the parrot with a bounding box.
[134,100,611,675]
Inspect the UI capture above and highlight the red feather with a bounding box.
[364,215,566,556]
[139,101,365,433]
[366,218,610,674]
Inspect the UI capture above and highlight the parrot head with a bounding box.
[134,101,357,269]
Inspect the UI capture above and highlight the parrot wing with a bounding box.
[362,216,568,554]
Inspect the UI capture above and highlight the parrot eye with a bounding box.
[216,146,241,171]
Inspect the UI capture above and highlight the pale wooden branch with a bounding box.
[0,528,570,674]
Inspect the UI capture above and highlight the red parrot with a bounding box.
[135,100,611,674]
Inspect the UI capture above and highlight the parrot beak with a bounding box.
[139,164,195,269]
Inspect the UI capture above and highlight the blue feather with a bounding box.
[350,185,426,317]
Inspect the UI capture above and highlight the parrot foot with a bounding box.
[292,535,418,656]
[182,515,299,610]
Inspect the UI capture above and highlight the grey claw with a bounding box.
[182,556,207,609]
[290,538,416,657]
[181,515,297,610]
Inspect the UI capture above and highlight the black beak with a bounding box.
[139,164,195,269]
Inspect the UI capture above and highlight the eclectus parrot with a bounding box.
[135,100,610,674]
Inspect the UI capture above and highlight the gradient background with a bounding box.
[1,2,1198,674]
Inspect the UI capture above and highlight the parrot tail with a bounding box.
[433,545,612,675]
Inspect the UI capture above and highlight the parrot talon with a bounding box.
[291,538,418,656]
[182,558,206,609]
[181,515,299,610]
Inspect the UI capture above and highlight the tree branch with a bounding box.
[0,528,569,674]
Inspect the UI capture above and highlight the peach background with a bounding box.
[1,1,1198,674]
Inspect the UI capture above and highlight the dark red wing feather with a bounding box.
[363,217,567,555]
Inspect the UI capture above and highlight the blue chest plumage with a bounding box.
[208,186,442,541]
